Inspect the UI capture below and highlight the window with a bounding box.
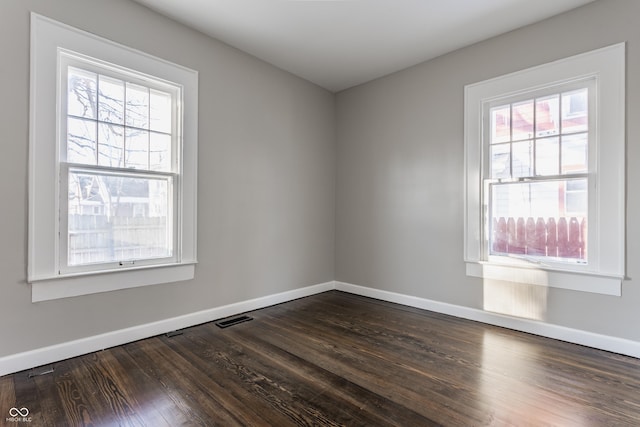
[61,53,179,273]
[29,14,198,301]
[487,82,591,264]
[464,44,625,296]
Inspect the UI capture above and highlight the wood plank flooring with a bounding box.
[3,290,640,426]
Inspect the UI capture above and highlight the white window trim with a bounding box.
[29,14,198,302]
[464,44,625,296]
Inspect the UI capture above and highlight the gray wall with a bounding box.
[0,0,335,357]
[335,0,640,341]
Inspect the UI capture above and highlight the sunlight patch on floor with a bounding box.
[483,279,548,321]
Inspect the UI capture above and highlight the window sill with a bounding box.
[466,261,622,296]
[30,263,196,302]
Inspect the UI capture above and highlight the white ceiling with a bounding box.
[133,0,596,92]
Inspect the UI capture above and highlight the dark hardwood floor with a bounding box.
[3,290,640,426]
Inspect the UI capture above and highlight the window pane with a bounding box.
[125,129,149,169]
[150,132,172,171]
[125,83,149,129]
[150,89,172,133]
[512,140,533,178]
[98,123,125,168]
[67,170,172,266]
[490,105,510,144]
[566,178,588,214]
[536,95,559,137]
[562,88,588,134]
[98,75,125,124]
[512,100,534,141]
[490,143,511,179]
[492,181,562,218]
[67,117,97,164]
[490,180,587,261]
[566,178,587,192]
[561,133,588,174]
[535,137,559,176]
[68,67,97,119]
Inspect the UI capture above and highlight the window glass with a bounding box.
[561,133,588,174]
[536,137,560,176]
[512,100,534,141]
[98,75,125,124]
[68,67,97,119]
[125,82,150,129]
[491,105,511,144]
[150,89,172,133]
[512,140,533,178]
[490,180,587,262]
[98,123,125,168]
[561,88,588,133]
[67,169,172,267]
[490,143,511,179]
[150,132,172,172]
[535,95,559,137]
[63,60,178,271]
[487,88,589,264]
[67,117,97,164]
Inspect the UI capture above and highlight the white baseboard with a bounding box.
[0,281,334,377]
[3,279,639,376]
[335,281,640,359]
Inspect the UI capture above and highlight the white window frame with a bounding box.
[464,44,625,296]
[29,14,198,302]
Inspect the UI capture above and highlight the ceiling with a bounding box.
[133,0,596,92]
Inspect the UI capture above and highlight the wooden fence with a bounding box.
[68,214,169,265]
[491,217,587,259]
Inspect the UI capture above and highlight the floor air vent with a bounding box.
[215,315,253,328]
[28,365,54,378]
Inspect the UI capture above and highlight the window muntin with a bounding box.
[485,83,592,266]
[60,52,181,273]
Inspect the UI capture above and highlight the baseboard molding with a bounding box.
[4,279,638,376]
[335,281,640,359]
[0,281,334,376]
